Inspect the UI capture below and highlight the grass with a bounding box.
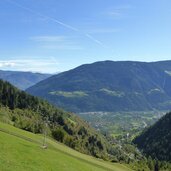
[0,122,132,171]
[49,91,88,98]
[100,88,125,97]
[165,70,171,76]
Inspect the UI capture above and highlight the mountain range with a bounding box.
[27,60,171,112]
[0,70,51,90]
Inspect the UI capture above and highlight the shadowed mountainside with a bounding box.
[134,111,171,162]
[27,60,171,112]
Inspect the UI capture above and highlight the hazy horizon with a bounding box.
[0,59,170,74]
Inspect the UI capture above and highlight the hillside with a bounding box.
[0,79,110,159]
[0,122,132,171]
[134,111,171,161]
[27,60,171,112]
[0,70,51,90]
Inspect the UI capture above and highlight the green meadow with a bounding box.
[0,122,132,171]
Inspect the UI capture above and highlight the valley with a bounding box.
[1,0,171,170]
[78,110,167,140]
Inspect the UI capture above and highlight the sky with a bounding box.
[0,0,171,73]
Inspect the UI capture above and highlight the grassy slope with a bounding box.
[0,122,132,171]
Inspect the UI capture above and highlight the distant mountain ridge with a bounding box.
[0,70,51,90]
[26,60,171,112]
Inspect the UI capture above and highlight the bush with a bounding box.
[52,128,65,142]
[64,136,76,148]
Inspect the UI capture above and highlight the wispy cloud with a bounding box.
[105,5,132,19]
[0,61,16,68]
[30,35,83,50]
[87,28,120,34]
[30,36,66,42]
[107,11,121,18]
[42,45,83,50]
[0,59,59,73]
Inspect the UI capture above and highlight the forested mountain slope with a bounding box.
[134,111,171,161]
[0,79,110,158]
[27,60,171,112]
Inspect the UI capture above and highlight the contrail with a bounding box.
[5,0,105,47]
[47,17,79,32]
[5,0,79,32]
[85,34,106,47]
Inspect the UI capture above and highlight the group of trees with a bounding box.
[130,157,171,171]
[134,111,171,162]
[133,111,171,170]
[0,79,109,159]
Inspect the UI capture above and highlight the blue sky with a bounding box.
[0,0,171,73]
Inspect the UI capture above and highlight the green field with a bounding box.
[0,122,132,171]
